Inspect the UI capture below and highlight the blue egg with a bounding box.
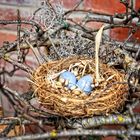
[59,71,77,89]
[76,75,93,94]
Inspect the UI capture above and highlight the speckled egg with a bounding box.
[76,75,93,94]
[59,71,77,90]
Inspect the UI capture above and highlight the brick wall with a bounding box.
[0,0,140,139]
[1,0,140,90]
[0,0,140,41]
[0,0,140,45]
[0,0,139,42]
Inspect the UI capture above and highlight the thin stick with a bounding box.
[7,129,140,140]
[25,39,41,65]
[17,9,21,62]
[48,35,61,59]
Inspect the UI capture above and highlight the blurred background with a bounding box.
[1,0,140,101]
[0,0,140,139]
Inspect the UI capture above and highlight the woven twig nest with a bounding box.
[31,56,128,117]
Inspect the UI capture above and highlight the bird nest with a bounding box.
[31,56,128,117]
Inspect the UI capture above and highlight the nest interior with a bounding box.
[32,56,128,117]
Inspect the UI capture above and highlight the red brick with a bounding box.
[110,27,140,42]
[5,77,30,93]
[0,7,30,31]
[133,103,140,113]
[84,0,127,15]
[0,54,38,77]
[0,6,38,31]
[0,0,28,4]
[0,0,40,6]
[0,8,17,20]
[102,136,117,140]
[0,7,33,21]
[0,32,16,46]
[132,29,140,42]
[110,27,129,41]
[25,124,54,134]
[85,22,103,29]
[25,56,40,69]
[1,95,15,117]
[135,0,140,11]
[0,58,29,76]
[0,22,35,32]
[61,0,82,9]
[0,55,37,92]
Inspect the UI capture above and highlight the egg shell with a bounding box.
[76,75,93,94]
[55,81,63,89]
[65,79,69,86]
[72,88,81,95]
[59,71,77,89]
[70,85,77,90]
[59,77,65,83]
[56,81,62,86]
[71,70,78,76]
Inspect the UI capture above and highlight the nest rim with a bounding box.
[31,56,128,117]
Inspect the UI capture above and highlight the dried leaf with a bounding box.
[95,25,105,84]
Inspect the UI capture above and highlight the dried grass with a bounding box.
[31,56,128,117]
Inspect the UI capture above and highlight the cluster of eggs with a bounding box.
[57,70,94,95]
